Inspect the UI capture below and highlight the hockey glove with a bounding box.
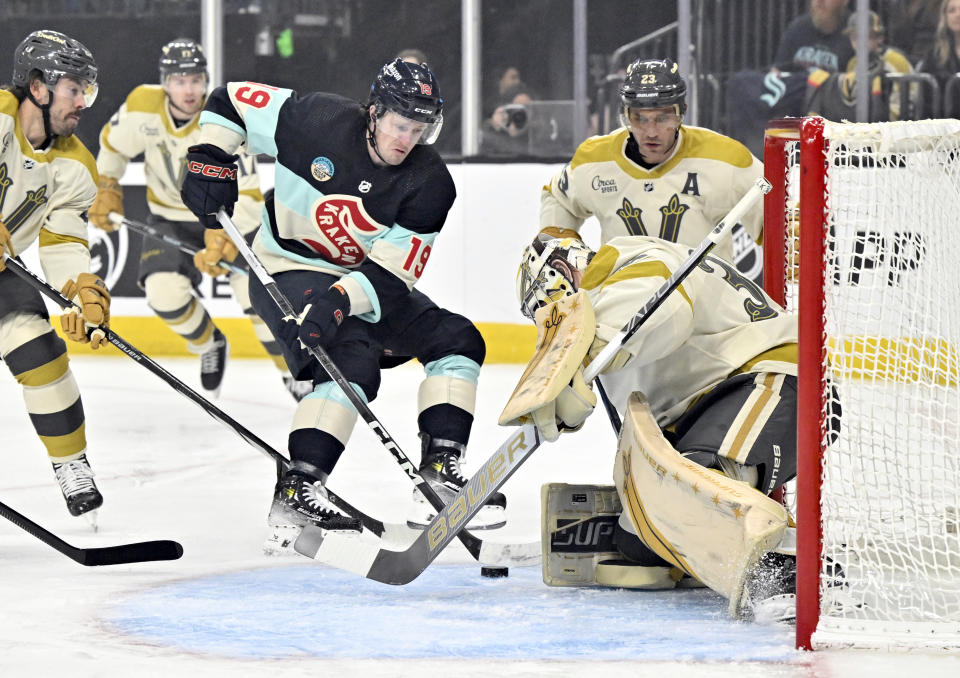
[296,284,350,350]
[180,144,239,228]
[0,219,12,271]
[530,366,596,442]
[60,272,111,349]
[88,176,123,231]
[194,228,240,277]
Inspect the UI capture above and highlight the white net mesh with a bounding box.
[783,119,960,649]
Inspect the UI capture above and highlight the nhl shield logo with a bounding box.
[311,156,335,182]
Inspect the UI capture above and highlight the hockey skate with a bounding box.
[282,375,314,402]
[740,551,797,624]
[407,434,507,531]
[52,454,103,527]
[200,329,229,397]
[265,463,361,555]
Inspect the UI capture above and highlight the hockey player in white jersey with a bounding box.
[0,30,110,519]
[508,233,805,620]
[88,39,308,400]
[537,58,764,269]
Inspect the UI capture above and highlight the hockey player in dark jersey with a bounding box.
[180,59,505,539]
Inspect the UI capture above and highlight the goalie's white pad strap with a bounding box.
[614,393,788,617]
[499,291,596,426]
[594,560,679,589]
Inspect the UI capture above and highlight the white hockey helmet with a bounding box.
[516,234,594,320]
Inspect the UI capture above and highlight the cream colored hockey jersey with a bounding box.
[97,85,262,233]
[541,125,764,264]
[582,236,796,426]
[1,90,96,293]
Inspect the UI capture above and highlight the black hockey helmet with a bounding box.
[12,29,98,105]
[369,58,443,144]
[159,38,207,82]
[619,58,687,115]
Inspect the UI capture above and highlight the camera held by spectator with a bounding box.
[501,103,528,132]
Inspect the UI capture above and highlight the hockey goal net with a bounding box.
[763,117,960,651]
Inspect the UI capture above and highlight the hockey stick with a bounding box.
[292,177,772,583]
[107,212,247,277]
[0,254,419,540]
[0,498,182,566]
[215,210,540,564]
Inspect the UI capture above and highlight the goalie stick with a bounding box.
[0,498,182,566]
[1,254,535,562]
[289,178,772,584]
[106,212,246,277]
[216,210,540,565]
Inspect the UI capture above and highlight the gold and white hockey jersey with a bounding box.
[582,236,796,426]
[541,125,764,264]
[1,90,96,292]
[97,85,262,232]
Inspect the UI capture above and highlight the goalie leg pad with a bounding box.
[614,393,788,618]
[670,372,798,494]
[541,483,682,589]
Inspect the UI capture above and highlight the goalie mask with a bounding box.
[516,235,595,320]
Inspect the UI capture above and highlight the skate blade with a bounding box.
[406,504,506,531]
[750,593,797,625]
[263,525,301,556]
[80,508,99,532]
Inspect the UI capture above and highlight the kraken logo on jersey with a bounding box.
[303,195,385,267]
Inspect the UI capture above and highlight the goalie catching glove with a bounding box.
[530,367,596,442]
[87,176,123,231]
[500,291,598,442]
[180,144,239,228]
[60,272,111,349]
[194,228,240,277]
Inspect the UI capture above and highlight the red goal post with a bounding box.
[763,117,960,651]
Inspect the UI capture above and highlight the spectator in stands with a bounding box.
[887,0,943,65]
[484,65,523,118]
[917,0,960,115]
[726,0,852,156]
[396,48,428,65]
[805,11,914,122]
[479,82,534,156]
[773,0,853,74]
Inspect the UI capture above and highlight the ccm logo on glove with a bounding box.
[185,161,238,180]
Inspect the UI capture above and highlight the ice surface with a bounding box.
[2,358,959,676]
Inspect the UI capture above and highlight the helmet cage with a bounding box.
[516,236,594,320]
[370,58,444,145]
[12,30,99,106]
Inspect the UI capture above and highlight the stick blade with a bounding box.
[81,539,184,566]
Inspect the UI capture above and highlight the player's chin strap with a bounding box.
[25,89,54,149]
[366,111,390,165]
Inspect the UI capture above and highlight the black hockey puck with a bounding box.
[480,566,509,578]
